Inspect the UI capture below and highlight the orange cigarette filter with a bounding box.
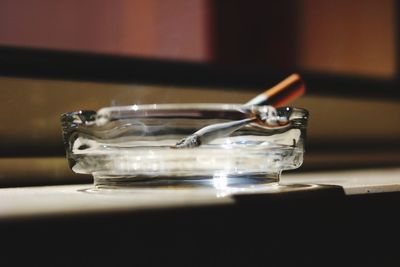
[245,73,305,107]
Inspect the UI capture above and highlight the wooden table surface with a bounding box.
[2,167,400,266]
[1,167,399,220]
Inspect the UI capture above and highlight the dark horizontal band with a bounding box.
[0,45,398,100]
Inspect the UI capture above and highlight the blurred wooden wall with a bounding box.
[0,0,211,61]
[0,0,396,77]
[297,0,395,78]
[210,0,395,78]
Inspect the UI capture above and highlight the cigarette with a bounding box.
[172,115,290,149]
[244,73,305,107]
[173,74,305,148]
[173,117,257,148]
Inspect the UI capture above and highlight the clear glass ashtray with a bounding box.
[61,104,308,189]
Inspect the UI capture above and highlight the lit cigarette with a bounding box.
[173,74,305,148]
[173,117,257,148]
[245,73,305,107]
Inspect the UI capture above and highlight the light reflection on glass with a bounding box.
[212,172,228,191]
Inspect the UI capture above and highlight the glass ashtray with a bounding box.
[61,104,308,189]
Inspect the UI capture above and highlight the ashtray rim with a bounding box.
[61,103,309,127]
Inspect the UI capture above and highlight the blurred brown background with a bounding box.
[0,0,399,186]
[0,0,395,77]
